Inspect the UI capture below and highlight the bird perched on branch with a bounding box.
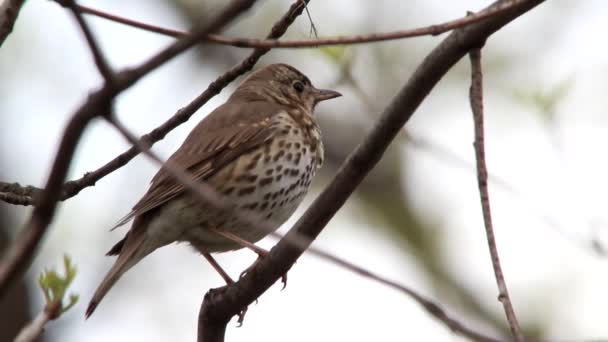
[86,63,341,317]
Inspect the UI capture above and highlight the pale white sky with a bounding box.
[2,0,608,341]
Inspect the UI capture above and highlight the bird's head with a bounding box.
[233,63,341,112]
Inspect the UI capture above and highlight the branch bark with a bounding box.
[197,0,543,340]
[0,0,25,47]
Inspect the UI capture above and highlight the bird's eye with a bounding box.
[293,81,305,92]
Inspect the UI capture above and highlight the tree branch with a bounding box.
[63,0,114,82]
[197,0,543,340]
[469,47,524,340]
[64,0,527,48]
[0,0,311,207]
[0,0,260,298]
[0,0,25,47]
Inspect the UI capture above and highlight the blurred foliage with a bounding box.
[513,77,574,126]
[318,46,349,64]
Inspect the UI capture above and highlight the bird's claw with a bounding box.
[236,306,249,327]
[239,255,288,290]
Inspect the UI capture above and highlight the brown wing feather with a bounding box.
[111,99,283,229]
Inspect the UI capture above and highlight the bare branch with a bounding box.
[0,0,260,298]
[197,0,543,340]
[67,0,528,48]
[0,0,25,47]
[69,3,185,38]
[469,47,524,340]
[0,89,113,298]
[63,0,114,81]
[301,1,318,38]
[0,0,311,207]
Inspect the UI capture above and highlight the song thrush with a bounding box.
[86,63,341,317]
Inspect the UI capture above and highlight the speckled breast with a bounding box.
[180,111,323,253]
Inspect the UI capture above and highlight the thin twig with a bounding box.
[64,3,185,38]
[301,1,318,38]
[63,0,526,48]
[63,0,114,81]
[0,0,259,298]
[299,243,503,342]
[0,0,311,207]
[197,0,543,341]
[105,113,502,342]
[469,47,524,341]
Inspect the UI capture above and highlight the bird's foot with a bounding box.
[239,252,288,289]
[207,285,249,326]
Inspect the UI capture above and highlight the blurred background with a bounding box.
[2,0,608,341]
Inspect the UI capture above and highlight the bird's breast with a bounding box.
[177,112,323,252]
[222,112,322,224]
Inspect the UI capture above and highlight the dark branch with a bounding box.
[197,0,543,340]
[64,0,114,81]
[0,0,25,47]
[0,0,260,298]
[0,88,114,298]
[469,47,524,340]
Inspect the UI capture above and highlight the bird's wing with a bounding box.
[111,100,284,229]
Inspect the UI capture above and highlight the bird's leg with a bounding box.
[202,252,234,285]
[209,228,288,288]
[202,264,248,326]
[210,228,267,256]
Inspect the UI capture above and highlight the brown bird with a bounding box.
[86,63,341,317]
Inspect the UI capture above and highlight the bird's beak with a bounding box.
[314,88,342,103]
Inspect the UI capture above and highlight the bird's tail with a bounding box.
[86,233,147,318]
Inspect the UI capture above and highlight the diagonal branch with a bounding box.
[0,0,26,47]
[0,0,311,207]
[63,0,114,82]
[469,47,524,340]
[0,0,260,298]
[197,0,543,340]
